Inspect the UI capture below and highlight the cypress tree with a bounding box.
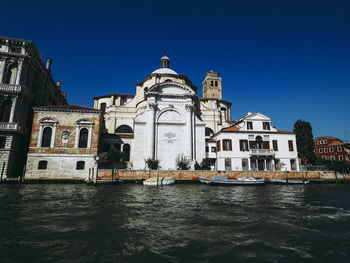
[293,120,316,164]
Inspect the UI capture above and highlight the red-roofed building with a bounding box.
[207,112,299,171]
[314,136,350,162]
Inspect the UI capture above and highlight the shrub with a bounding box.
[175,154,190,170]
[194,158,212,170]
[145,158,160,170]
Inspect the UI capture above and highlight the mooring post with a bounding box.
[168,168,170,177]
[285,168,288,184]
[112,168,114,184]
[149,168,151,179]
[1,162,5,182]
[301,166,305,184]
[335,171,338,184]
[156,167,159,186]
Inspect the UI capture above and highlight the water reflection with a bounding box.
[1,184,350,262]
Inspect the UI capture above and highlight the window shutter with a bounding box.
[288,140,294,151]
[240,140,243,151]
[244,140,248,151]
[229,140,232,151]
[217,140,221,151]
[273,140,278,151]
[263,141,270,149]
[249,141,256,149]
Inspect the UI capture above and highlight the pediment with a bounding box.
[147,82,195,96]
[246,112,270,121]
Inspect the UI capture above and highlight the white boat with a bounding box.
[199,175,265,186]
[269,179,309,185]
[143,176,175,186]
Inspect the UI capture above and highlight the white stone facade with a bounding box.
[209,112,299,171]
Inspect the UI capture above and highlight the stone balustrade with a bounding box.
[0,122,19,131]
[250,149,274,156]
[0,83,22,93]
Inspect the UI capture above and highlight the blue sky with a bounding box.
[1,0,349,140]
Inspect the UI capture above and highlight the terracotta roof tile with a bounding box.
[328,140,343,146]
[277,129,292,133]
[222,126,240,132]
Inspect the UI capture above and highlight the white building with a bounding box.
[208,112,299,171]
[94,56,298,171]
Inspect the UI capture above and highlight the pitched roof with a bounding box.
[35,105,97,110]
[315,136,338,140]
[277,129,292,133]
[328,140,343,146]
[222,126,240,132]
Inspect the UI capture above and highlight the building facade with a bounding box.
[314,136,350,162]
[207,112,299,171]
[25,105,102,180]
[0,37,67,179]
[94,56,233,170]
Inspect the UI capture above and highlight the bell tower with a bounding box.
[202,70,222,100]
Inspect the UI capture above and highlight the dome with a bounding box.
[161,55,169,60]
[152,68,178,75]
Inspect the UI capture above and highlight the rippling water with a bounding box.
[1,183,350,262]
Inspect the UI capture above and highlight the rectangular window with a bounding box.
[288,140,294,151]
[249,141,256,149]
[337,146,342,152]
[319,148,323,153]
[38,160,48,170]
[242,158,249,171]
[263,141,270,149]
[275,159,280,171]
[290,159,296,170]
[324,148,328,153]
[263,122,270,130]
[247,121,253,130]
[211,147,216,152]
[205,146,209,152]
[0,137,6,148]
[239,140,248,151]
[272,140,278,151]
[223,139,232,151]
[330,156,335,161]
[314,149,317,153]
[329,147,334,152]
[339,155,343,161]
[216,140,221,152]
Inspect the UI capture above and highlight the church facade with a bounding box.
[94,56,233,170]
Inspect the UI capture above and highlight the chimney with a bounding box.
[56,81,61,89]
[46,58,52,71]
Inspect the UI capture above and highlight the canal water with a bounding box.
[1,184,350,263]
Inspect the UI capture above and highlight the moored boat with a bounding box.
[143,176,175,186]
[269,179,309,185]
[199,175,265,186]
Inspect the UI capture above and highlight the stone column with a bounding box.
[50,124,57,148]
[74,126,80,148]
[148,103,157,158]
[87,126,92,149]
[185,104,193,159]
[37,125,43,147]
[15,59,23,85]
[9,96,17,123]
[0,59,6,82]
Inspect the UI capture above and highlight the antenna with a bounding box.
[163,49,167,56]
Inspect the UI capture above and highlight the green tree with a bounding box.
[108,148,127,169]
[293,120,316,164]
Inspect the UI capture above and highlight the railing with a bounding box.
[0,122,19,131]
[0,83,21,93]
[250,149,274,156]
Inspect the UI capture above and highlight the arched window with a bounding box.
[78,128,88,148]
[205,127,214,137]
[38,160,48,170]
[256,136,263,150]
[123,144,130,161]
[41,127,52,147]
[4,64,18,84]
[210,80,213,86]
[215,81,218,87]
[115,125,133,134]
[76,161,85,170]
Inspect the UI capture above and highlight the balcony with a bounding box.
[0,122,21,132]
[250,149,274,156]
[0,83,22,93]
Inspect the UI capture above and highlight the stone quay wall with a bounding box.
[96,169,349,183]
